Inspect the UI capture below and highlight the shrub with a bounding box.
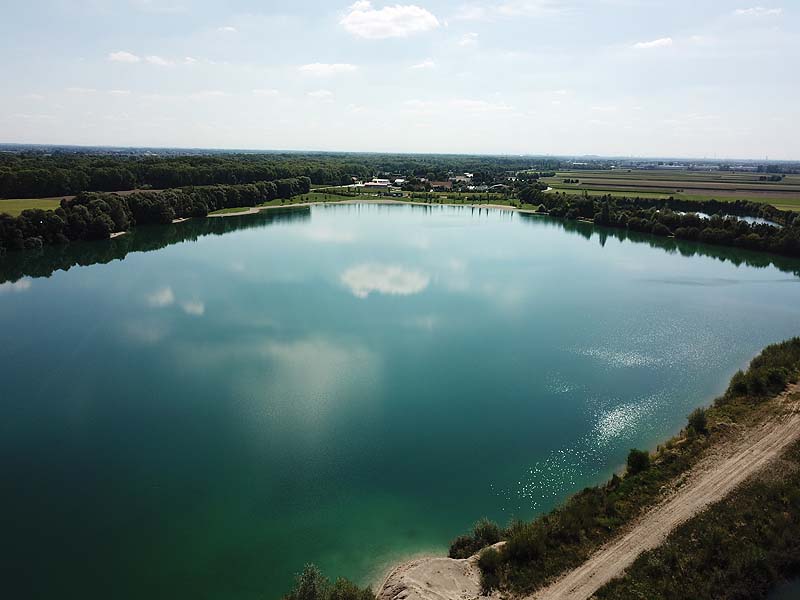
[448,535,478,559]
[283,565,374,600]
[477,547,502,593]
[688,408,708,436]
[448,518,502,559]
[626,449,650,476]
[284,565,328,600]
[329,579,375,600]
[651,222,671,237]
[504,520,545,564]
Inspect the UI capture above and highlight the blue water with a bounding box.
[2,203,800,599]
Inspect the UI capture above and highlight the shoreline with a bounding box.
[205,197,543,219]
[375,375,800,600]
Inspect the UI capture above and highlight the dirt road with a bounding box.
[379,385,800,600]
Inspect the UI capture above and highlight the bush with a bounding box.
[504,520,545,564]
[477,547,502,593]
[283,565,374,600]
[688,408,708,436]
[651,222,671,237]
[284,565,328,600]
[448,518,502,559]
[626,449,650,476]
[329,579,375,600]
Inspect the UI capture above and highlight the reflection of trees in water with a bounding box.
[518,213,800,279]
[3,205,800,285]
[0,207,310,285]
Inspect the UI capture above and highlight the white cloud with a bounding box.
[183,56,198,64]
[341,264,430,298]
[190,90,230,98]
[0,279,32,294]
[340,1,440,39]
[458,31,479,46]
[252,88,279,97]
[108,50,141,63]
[303,225,356,243]
[456,1,564,20]
[450,98,513,112]
[22,93,45,100]
[633,37,673,49]
[299,62,358,76]
[307,89,334,100]
[10,113,55,121]
[146,287,175,307]
[66,87,97,94]
[248,337,381,426]
[733,6,782,17]
[109,89,131,96]
[410,58,435,69]
[123,320,170,345]
[181,301,205,316]
[217,25,238,32]
[145,55,173,66]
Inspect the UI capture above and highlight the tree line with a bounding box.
[0,177,310,253]
[519,186,800,259]
[0,151,562,199]
[0,206,310,285]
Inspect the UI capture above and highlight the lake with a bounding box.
[3,203,800,599]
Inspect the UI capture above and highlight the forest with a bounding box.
[0,150,556,199]
[0,177,310,253]
[519,186,800,259]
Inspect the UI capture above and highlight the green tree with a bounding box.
[688,408,708,435]
[626,449,650,475]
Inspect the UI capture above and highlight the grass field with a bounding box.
[0,197,65,216]
[543,169,800,211]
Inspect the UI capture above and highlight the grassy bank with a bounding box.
[596,435,800,599]
[454,338,800,596]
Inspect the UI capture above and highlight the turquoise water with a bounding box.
[3,203,800,599]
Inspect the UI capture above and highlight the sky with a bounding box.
[1,0,798,159]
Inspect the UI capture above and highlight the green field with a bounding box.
[543,169,800,211]
[0,197,65,216]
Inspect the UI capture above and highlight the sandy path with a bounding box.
[378,385,800,600]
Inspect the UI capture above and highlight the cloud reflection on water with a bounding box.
[341,264,430,298]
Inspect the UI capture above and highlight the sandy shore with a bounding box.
[377,383,800,600]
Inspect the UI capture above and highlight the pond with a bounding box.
[2,203,800,599]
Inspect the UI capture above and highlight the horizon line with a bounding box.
[0,141,796,164]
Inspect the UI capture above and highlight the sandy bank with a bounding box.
[378,545,504,600]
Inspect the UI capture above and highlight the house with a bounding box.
[360,178,392,191]
[430,181,453,191]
